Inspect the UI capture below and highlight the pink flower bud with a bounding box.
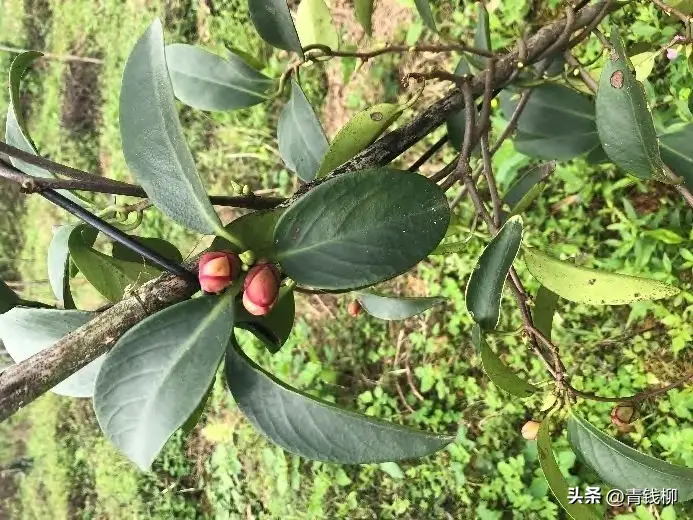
[348,300,361,317]
[242,262,281,316]
[667,47,679,60]
[198,251,241,293]
[521,420,540,440]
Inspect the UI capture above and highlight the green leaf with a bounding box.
[537,420,602,520]
[534,285,558,341]
[446,57,470,151]
[596,28,666,180]
[644,228,685,245]
[413,0,436,32]
[378,461,405,479]
[0,308,103,397]
[296,0,338,49]
[315,103,403,178]
[248,0,304,58]
[119,20,224,236]
[568,413,693,501]
[47,225,96,309]
[465,216,523,330]
[523,248,679,305]
[500,85,599,161]
[275,168,449,290]
[226,46,265,71]
[503,162,554,216]
[473,324,537,398]
[236,286,295,353]
[474,2,491,51]
[94,293,235,470]
[659,124,693,189]
[278,80,328,182]
[181,379,214,435]
[356,292,444,320]
[0,280,19,314]
[69,232,159,302]
[630,51,656,82]
[165,44,272,112]
[112,237,183,266]
[225,339,455,463]
[354,0,374,36]
[211,208,285,258]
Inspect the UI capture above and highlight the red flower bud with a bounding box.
[348,300,361,317]
[198,251,241,294]
[242,262,281,316]
[611,404,638,432]
[521,420,541,440]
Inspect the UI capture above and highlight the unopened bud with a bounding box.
[242,262,281,316]
[240,249,256,266]
[198,251,241,294]
[521,420,541,440]
[348,300,361,317]
[610,403,638,432]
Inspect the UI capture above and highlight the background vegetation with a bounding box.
[0,0,691,518]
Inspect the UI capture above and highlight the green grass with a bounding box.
[2,0,693,518]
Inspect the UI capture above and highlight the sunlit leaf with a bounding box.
[236,286,295,353]
[596,28,666,180]
[275,168,449,290]
[165,44,272,112]
[534,285,558,341]
[523,248,679,305]
[296,0,339,49]
[473,324,537,398]
[94,293,235,470]
[643,228,685,245]
[630,51,656,82]
[354,0,374,36]
[568,413,693,501]
[212,208,285,258]
[356,292,444,320]
[378,461,405,479]
[119,20,225,235]
[278,80,328,182]
[466,216,523,330]
[225,339,455,463]
[248,0,304,58]
[315,103,403,178]
[0,308,104,397]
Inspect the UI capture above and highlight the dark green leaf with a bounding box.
[503,162,554,212]
[165,44,272,112]
[316,103,403,178]
[0,280,19,314]
[278,80,328,182]
[537,420,603,520]
[225,339,455,463]
[0,308,103,397]
[212,208,285,258]
[523,248,679,305]
[236,286,295,353]
[659,124,693,189]
[69,232,159,302]
[413,0,436,32]
[568,413,693,501]
[248,0,304,58]
[296,0,338,48]
[181,379,214,435]
[119,20,224,235]
[473,324,537,398]
[596,28,665,180]
[446,57,470,151]
[354,0,374,35]
[465,216,523,330]
[474,2,491,51]
[275,168,449,290]
[48,225,97,309]
[356,292,444,320]
[112,237,183,266]
[94,293,235,470]
[534,286,558,341]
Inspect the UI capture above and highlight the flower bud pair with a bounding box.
[198,251,241,293]
[242,262,281,316]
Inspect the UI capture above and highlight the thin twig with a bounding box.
[480,134,501,227]
[538,6,576,62]
[0,44,104,64]
[303,43,495,60]
[408,135,449,171]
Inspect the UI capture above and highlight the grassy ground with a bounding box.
[1,0,693,518]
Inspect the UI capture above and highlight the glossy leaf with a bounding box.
[94,294,235,470]
[275,168,449,290]
[356,292,444,321]
[659,124,693,189]
[47,225,96,309]
[473,324,537,398]
[354,0,374,35]
[413,0,436,32]
[474,2,491,51]
[278,80,328,182]
[568,413,693,501]
[0,308,104,397]
[119,20,224,236]
[0,280,19,314]
[248,0,304,58]
[523,248,679,305]
[212,208,285,258]
[465,216,523,330]
[537,420,603,520]
[225,340,455,463]
[112,236,183,266]
[503,162,554,216]
[296,0,338,49]
[236,286,295,353]
[315,103,403,178]
[500,85,599,160]
[596,28,665,180]
[69,232,159,302]
[534,285,558,341]
[165,44,272,112]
